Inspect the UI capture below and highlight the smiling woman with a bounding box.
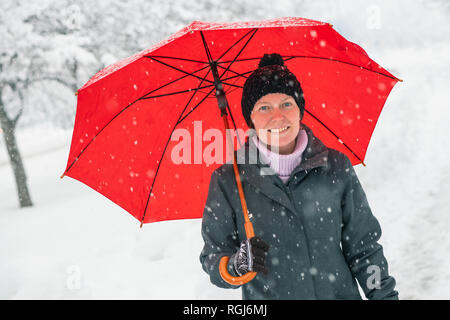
[199,53,399,300]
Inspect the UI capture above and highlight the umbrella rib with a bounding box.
[177,87,215,125]
[216,64,249,80]
[217,68,249,95]
[146,56,215,84]
[284,55,401,81]
[304,108,365,165]
[220,82,242,89]
[199,31,214,64]
[145,56,239,89]
[140,70,215,226]
[218,55,401,82]
[139,82,241,100]
[177,66,213,120]
[223,84,242,96]
[217,56,260,64]
[140,63,211,99]
[216,28,258,62]
[218,29,258,81]
[63,99,142,175]
[144,55,208,64]
[221,69,253,82]
[139,84,215,100]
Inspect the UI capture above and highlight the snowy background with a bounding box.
[1,0,450,299]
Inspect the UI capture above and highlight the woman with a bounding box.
[199,53,398,300]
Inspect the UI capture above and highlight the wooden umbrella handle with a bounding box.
[219,256,257,285]
[218,114,258,285]
[219,221,257,285]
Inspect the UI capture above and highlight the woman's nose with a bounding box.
[271,106,284,119]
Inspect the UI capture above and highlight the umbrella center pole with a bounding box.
[210,61,254,239]
[210,61,228,117]
[210,61,257,285]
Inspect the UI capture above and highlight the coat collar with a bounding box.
[233,124,329,215]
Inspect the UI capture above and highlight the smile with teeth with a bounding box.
[268,126,290,133]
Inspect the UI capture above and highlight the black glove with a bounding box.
[230,236,270,276]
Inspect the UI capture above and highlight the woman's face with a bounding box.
[250,93,301,154]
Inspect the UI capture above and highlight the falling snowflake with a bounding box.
[328,274,336,282]
[271,257,280,266]
[309,267,318,276]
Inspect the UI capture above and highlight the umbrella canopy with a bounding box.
[62,17,401,226]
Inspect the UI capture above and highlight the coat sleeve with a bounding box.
[340,156,399,300]
[199,169,242,289]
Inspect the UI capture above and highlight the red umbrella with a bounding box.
[61,17,401,283]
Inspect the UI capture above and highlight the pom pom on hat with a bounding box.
[258,53,285,68]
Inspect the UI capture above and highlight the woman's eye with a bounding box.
[259,106,269,111]
[283,102,292,107]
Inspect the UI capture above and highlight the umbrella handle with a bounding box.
[219,220,257,285]
[217,113,258,285]
[219,256,257,285]
[213,87,256,285]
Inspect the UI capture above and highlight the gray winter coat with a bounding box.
[199,124,398,300]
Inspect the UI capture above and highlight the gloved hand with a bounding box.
[230,236,270,276]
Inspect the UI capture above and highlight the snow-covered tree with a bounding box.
[0,0,97,207]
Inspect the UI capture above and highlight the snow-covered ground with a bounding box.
[1,0,450,299]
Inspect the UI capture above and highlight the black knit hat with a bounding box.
[241,53,305,128]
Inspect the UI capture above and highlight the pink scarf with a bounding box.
[251,129,308,183]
